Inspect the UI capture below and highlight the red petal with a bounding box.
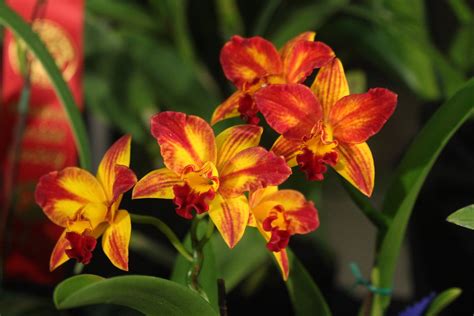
[220,35,282,89]
[329,88,398,143]
[219,147,291,198]
[255,84,322,140]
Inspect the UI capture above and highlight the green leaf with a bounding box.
[270,0,348,47]
[170,222,219,312]
[425,287,462,316]
[446,205,474,230]
[212,228,268,291]
[87,0,161,32]
[286,249,332,316]
[372,78,474,313]
[215,0,244,38]
[54,274,217,316]
[0,4,91,170]
[330,18,439,100]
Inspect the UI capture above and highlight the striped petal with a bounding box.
[151,111,217,174]
[254,224,290,280]
[102,210,131,271]
[35,167,107,227]
[96,135,132,202]
[208,194,249,248]
[311,58,349,117]
[49,230,69,271]
[219,147,291,198]
[255,84,322,140]
[211,91,243,125]
[273,249,290,281]
[271,135,302,167]
[281,32,335,83]
[111,165,137,203]
[133,168,183,199]
[220,35,282,89]
[329,88,398,144]
[215,124,263,170]
[279,32,316,56]
[334,142,374,197]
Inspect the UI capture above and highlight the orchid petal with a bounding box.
[211,91,243,125]
[281,33,335,83]
[255,84,322,140]
[279,32,316,56]
[151,111,217,174]
[251,189,319,234]
[271,135,302,167]
[96,135,132,202]
[208,194,249,248]
[329,88,398,144]
[220,35,282,89]
[49,230,69,271]
[215,124,263,170]
[311,58,349,117]
[273,249,290,281]
[102,210,131,271]
[334,142,374,197]
[133,168,183,199]
[35,167,107,227]
[219,147,291,198]
[111,165,137,203]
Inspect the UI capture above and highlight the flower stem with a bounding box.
[130,214,193,262]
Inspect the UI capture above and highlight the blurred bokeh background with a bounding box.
[1,0,473,315]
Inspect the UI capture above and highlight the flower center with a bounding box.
[173,162,219,219]
[65,230,97,265]
[262,205,291,252]
[297,122,338,181]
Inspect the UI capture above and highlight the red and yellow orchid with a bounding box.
[254,58,397,196]
[133,111,291,248]
[211,32,335,125]
[248,186,319,280]
[35,135,136,271]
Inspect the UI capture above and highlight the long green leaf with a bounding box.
[371,78,474,313]
[54,274,217,315]
[446,204,474,230]
[0,4,91,170]
[286,249,332,316]
[425,287,462,316]
[212,228,268,291]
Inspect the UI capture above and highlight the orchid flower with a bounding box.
[133,111,291,248]
[254,58,397,196]
[211,32,335,125]
[248,186,319,280]
[35,135,137,271]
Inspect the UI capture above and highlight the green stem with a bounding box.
[0,3,92,170]
[130,214,193,262]
[340,179,391,232]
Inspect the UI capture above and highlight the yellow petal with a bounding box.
[208,194,249,248]
[97,135,132,202]
[133,168,183,199]
[311,58,349,117]
[35,167,107,227]
[49,230,70,271]
[102,210,131,271]
[211,91,243,125]
[271,135,302,167]
[215,124,263,170]
[334,142,374,197]
[151,112,217,174]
